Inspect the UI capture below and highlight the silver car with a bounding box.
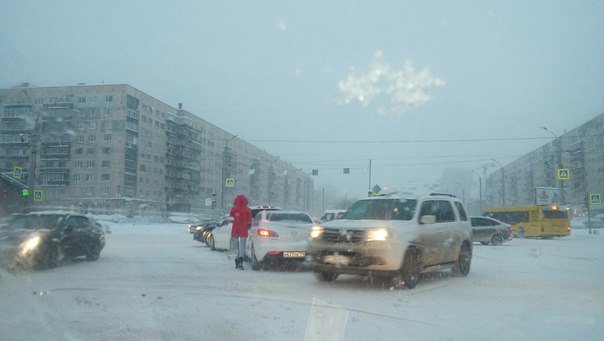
[470,216,513,246]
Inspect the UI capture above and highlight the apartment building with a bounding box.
[485,112,604,212]
[0,84,313,215]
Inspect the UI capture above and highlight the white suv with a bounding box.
[307,193,473,288]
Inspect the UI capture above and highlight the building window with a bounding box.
[102,121,112,130]
[102,160,110,167]
[88,135,96,142]
[102,174,110,180]
[86,187,93,195]
[87,148,94,155]
[105,95,113,102]
[75,148,83,155]
[90,121,96,129]
[75,161,83,168]
[78,96,86,103]
[87,161,94,168]
[104,134,112,142]
[86,174,94,181]
[73,174,81,181]
[78,123,85,130]
[102,187,109,195]
[102,147,110,154]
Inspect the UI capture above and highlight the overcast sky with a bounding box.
[1,0,603,199]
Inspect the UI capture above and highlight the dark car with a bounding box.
[0,212,106,269]
[192,217,222,244]
[470,216,513,246]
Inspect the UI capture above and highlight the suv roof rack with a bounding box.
[429,192,457,198]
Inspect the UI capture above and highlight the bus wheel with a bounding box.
[517,227,525,239]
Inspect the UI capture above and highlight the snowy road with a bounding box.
[2,222,604,341]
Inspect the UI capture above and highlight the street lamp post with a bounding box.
[541,126,565,204]
[220,135,237,211]
[491,159,505,206]
[473,170,483,213]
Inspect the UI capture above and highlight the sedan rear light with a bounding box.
[257,228,279,237]
[506,226,513,233]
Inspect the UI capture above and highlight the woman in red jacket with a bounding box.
[230,194,252,270]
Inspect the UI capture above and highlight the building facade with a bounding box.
[485,112,604,213]
[0,84,313,215]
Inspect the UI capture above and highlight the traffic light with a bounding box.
[584,193,590,209]
[22,189,29,197]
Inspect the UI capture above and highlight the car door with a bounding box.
[59,215,91,257]
[416,200,456,266]
[472,217,496,242]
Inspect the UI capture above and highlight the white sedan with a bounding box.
[245,210,315,270]
[207,216,233,251]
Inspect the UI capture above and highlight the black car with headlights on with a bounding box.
[0,212,106,270]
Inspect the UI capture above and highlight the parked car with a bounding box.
[307,192,473,289]
[207,216,234,251]
[190,217,221,243]
[0,212,106,269]
[470,216,513,245]
[246,210,315,270]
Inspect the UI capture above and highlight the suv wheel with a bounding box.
[401,248,420,289]
[452,243,471,276]
[315,271,338,282]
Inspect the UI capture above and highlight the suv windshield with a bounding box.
[343,198,416,221]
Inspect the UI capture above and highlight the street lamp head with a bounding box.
[540,126,558,138]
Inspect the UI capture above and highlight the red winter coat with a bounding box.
[230,195,252,238]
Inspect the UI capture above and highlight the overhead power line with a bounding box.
[246,137,554,144]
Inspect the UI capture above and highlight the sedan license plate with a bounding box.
[323,254,351,265]
[283,251,305,258]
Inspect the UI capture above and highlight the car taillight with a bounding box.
[258,228,279,237]
[507,226,513,233]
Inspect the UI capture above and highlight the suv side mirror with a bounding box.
[420,215,436,225]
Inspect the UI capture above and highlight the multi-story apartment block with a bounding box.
[485,112,604,213]
[0,84,313,215]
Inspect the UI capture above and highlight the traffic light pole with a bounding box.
[585,193,592,234]
[23,114,40,210]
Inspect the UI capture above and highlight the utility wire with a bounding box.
[247,137,553,144]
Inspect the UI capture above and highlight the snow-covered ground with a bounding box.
[1,221,603,341]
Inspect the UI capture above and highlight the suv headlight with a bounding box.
[367,228,389,241]
[310,225,324,239]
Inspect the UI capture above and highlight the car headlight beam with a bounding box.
[310,226,324,239]
[20,235,41,255]
[367,228,389,241]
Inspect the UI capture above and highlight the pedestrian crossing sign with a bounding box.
[13,166,22,179]
[557,168,570,180]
